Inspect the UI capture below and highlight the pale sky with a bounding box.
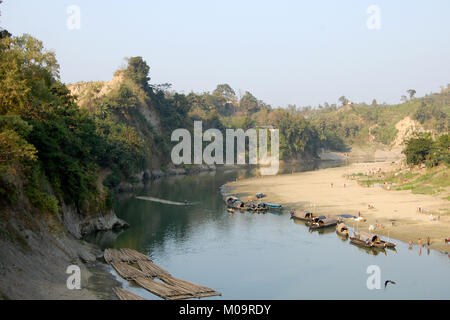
[2,0,449,107]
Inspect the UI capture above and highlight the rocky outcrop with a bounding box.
[61,203,129,240]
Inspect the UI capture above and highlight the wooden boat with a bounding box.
[255,204,268,213]
[350,236,377,249]
[308,217,338,229]
[336,223,349,237]
[225,196,238,205]
[374,238,397,248]
[350,232,385,250]
[260,202,283,211]
[232,200,246,210]
[356,232,397,248]
[291,210,316,221]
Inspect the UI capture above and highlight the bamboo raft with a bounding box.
[104,248,151,263]
[113,287,145,300]
[104,248,221,300]
[110,262,148,280]
[135,196,194,206]
[137,260,171,278]
[159,275,221,298]
[133,276,221,300]
[134,277,195,300]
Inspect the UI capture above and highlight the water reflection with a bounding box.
[85,229,124,249]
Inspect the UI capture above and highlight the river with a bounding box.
[86,161,450,300]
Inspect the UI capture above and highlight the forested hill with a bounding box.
[301,89,449,149]
[70,63,449,169]
[68,63,350,169]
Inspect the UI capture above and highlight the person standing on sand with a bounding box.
[419,238,423,247]
[409,241,413,249]
[427,237,431,246]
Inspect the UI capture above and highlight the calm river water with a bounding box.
[87,161,450,300]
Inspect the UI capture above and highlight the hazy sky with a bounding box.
[2,0,449,107]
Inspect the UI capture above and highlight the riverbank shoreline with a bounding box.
[226,161,450,252]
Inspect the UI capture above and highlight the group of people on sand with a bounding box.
[409,237,433,248]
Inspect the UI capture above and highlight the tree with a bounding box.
[403,133,433,165]
[0,34,60,117]
[287,104,297,113]
[371,99,377,106]
[0,29,11,39]
[239,91,259,114]
[0,116,37,167]
[124,56,150,89]
[213,84,236,103]
[407,89,416,100]
[338,96,349,106]
[400,95,408,103]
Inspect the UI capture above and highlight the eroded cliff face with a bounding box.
[68,72,163,137]
[0,170,125,299]
[61,202,128,239]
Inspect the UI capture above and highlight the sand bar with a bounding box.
[227,162,450,251]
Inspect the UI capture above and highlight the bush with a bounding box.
[403,133,449,166]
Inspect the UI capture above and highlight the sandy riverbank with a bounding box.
[227,161,450,252]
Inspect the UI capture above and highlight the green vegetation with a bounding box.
[352,166,449,196]
[302,88,449,147]
[396,167,449,195]
[0,33,134,213]
[403,133,449,166]
[185,85,347,159]
[351,132,449,197]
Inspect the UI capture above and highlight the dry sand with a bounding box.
[227,161,450,252]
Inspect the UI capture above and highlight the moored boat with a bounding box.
[260,202,283,211]
[290,210,315,221]
[336,223,349,237]
[354,232,397,248]
[379,240,397,248]
[225,196,238,206]
[308,217,338,229]
[350,232,386,250]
